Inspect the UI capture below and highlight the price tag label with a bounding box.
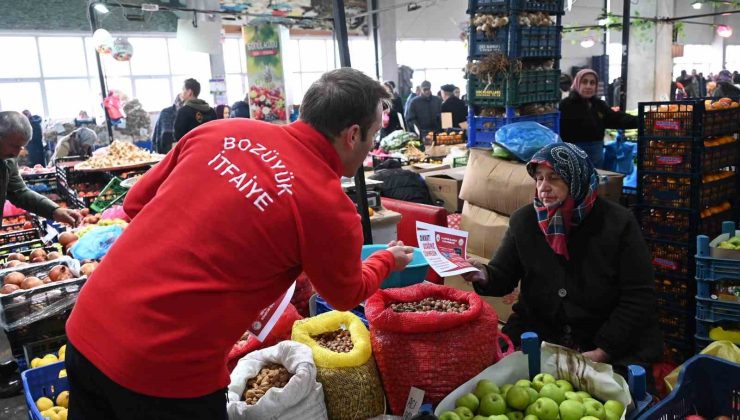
[402,387,425,420]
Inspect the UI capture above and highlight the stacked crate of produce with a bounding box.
[466,0,564,148]
[636,99,740,362]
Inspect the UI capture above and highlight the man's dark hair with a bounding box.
[300,68,390,142]
[184,78,201,97]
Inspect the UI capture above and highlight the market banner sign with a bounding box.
[243,24,288,123]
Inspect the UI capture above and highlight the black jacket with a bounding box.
[559,93,637,144]
[405,95,442,134]
[474,198,663,365]
[713,82,740,101]
[174,99,217,141]
[441,96,468,128]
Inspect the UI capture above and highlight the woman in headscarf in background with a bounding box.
[49,127,97,166]
[462,143,662,386]
[559,69,638,169]
[215,104,231,120]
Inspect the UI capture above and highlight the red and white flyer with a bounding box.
[415,221,478,277]
[249,282,296,342]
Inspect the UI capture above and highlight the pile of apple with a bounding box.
[0,261,98,294]
[3,248,62,268]
[439,373,625,420]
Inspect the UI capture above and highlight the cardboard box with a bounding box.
[422,167,466,213]
[403,163,450,174]
[370,209,402,245]
[460,201,510,259]
[595,169,625,203]
[459,149,534,217]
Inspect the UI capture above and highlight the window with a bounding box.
[607,43,622,82]
[396,40,467,96]
[0,82,44,114]
[673,45,715,78]
[223,37,249,106]
[44,79,94,118]
[0,37,41,78]
[726,45,740,74]
[134,78,172,111]
[129,38,170,76]
[38,37,88,77]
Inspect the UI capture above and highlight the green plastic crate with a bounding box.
[468,69,560,107]
[90,177,127,213]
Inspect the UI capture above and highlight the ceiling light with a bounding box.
[691,1,702,9]
[717,24,733,38]
[94,3,110,13]
[580,37,596,48]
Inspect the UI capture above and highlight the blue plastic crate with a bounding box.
[361,244,429,288]
[468,0,564,14]
[696,298,740,323]
[637,355,740,420]
[467,110,560,149]
[314,295,369,328]
[21,361,68,420]
[469,27,510,58]
[510,25,561,58]
[695,316,740,346]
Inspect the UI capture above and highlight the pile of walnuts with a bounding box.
[243,363,292,405]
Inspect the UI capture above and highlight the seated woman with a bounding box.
[49,127,97,166]
[463,143,662,377]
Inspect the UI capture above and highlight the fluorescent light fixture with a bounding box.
[717,24,733,38]
[580,37,596,48]
[94,3,110,13]
[691,1,702,9]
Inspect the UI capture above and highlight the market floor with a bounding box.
[0,330,29,420]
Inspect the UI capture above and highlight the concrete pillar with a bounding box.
[377,0,398,86]
[625,0,657,110]
[653,1,674,101]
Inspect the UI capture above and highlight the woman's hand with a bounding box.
[582,347,610,363]
[461,258,489,287]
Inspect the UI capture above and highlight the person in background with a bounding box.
[380,81,405,138]
[230,99,250,118]
[559,73,572,99]
[22,110,45,167]
[215,105,231,120]
[713,70,740,101]
[453,86,461,98]
[152,94,184,154]
[49,127,97,166]
[440,84,467,128]
[463,142,662,388]
[64,68,414,419]
[706,80,717,97]
[559,69,637,169]
[0,111,81,225]
[685,69,700,98]
[697,72,707,97]
[405,81,442,137]
[174,78,217,141]
[404,85,421,115]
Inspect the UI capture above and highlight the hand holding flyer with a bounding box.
[416,221,479,277]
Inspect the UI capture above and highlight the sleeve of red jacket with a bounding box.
[299,199,395,311]
[123,138,184,219]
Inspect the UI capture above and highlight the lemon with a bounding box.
[58,408,68,420]
[36,396,54,412]
[58,345,66,357]
[42,410,61,420]
[58,369,67,378]
[56,391,70,408]
[31,358,42,368]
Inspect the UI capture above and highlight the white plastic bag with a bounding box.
[227,341,328,420]
[434,342,633,419]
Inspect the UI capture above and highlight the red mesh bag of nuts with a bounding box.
[365,283,513,414]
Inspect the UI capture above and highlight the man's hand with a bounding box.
[582,347,610,363]
[461,258,489,287]
[52,208,83,227]
[386,240,414,272]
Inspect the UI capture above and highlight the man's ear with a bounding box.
[342,124,361,150]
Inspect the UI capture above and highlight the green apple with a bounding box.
[454,406,475,420]
[583,398,606,420]
[558,399,585,420]
[439,412,463,420]
[515,379,532,388]
[523,416,539,420]
[603,400,625,420]
[554,379,574,393]
[530,397,559,420]
[525,404,535,416]
[474,379,501,400]
[501,384,514,399]
[472,416,489,420]
[564,391,582,403]
[506,386,531,411]
[490,416,509,420]
[456,393,480,413]
[479,393,507,416]
[581,417,602,420]
[526,387,539,405]
[575,391,592,400]
[532,373,556,392]
[506,411,524,420]
[539,384,566,405]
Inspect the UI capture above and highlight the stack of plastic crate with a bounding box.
[636,99,740,362]
[466,0,564,148]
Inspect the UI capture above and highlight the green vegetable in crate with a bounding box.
[718,237,740,250]
[380,130,419,151]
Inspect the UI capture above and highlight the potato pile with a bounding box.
[390,297,469,313]
[312,329,354,353]
[76,141,164,169]
[243,363,292,405]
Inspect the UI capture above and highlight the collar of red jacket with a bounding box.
[285,120,343,178]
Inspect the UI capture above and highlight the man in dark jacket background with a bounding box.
[405,81,442,136]
[440,84,467,128]
[173,78,217,141]
[152,94,183,154]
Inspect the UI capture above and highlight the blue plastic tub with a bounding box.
[361,244,428,288]
[314,295,369,327]
[637,355,740,419]
[467,110,560,149]
[21,361,68,420]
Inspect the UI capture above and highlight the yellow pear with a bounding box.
[56,391,70,408]
[58,369,67,378]
[36,396,54,412]
[31,358,42,369]
[58,408,68,420]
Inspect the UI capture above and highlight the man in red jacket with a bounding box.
[65,68,414,419]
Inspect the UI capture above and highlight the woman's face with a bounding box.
[223,106,231,119]
[578,74,598,98]
[535,165,569,207]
